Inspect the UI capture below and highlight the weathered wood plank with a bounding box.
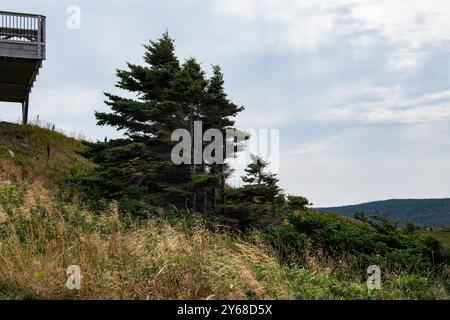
[0,41,42,59]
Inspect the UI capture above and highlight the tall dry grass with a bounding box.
[0,181,294,300]
[2,181,448,300]
[2,122,449,300]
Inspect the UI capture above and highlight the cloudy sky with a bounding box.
[2,0,450,206]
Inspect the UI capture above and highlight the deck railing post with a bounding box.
[22,91,29,125]
[41,17,45,59]
[37,17,41,58]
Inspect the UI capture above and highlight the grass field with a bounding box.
[0,122,449,300]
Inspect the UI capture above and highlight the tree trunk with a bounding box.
[221,164,225,215]
[193,191,197,211]
[211,165,217,210]
[212,186,217,210]
[272,198,276,218]
[190,106,196,211]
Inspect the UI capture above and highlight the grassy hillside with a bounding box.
[318,199,450,227]
[0,122,91,187]
[1,123,449,300]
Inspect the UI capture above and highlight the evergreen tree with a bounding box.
[264,173,281,217]
[241,156,282,218]
[287,195,311,211]
[242,156,269,185]
[83,33,192,208]
[82,33,245,213]
[171,57,208,210]
[203,66,244,213]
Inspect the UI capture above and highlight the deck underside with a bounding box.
[0,57,41,103]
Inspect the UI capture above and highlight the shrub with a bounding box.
[263,224,307,265]
[393,275,448,300]
[273,209,449,276]
[286,196,311,210]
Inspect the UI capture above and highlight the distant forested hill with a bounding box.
[317,199,450,227]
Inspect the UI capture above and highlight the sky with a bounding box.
[1,0,450,207]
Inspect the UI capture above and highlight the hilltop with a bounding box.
[1,122,449,300]
[0,121,91,187]
[318,199,450,227]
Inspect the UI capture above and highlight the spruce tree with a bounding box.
[204,66,244,213]
[242,156,269,185]
[241,156,282,218]
[82,34,245,213]
[83,33,192,208]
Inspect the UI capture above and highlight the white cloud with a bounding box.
[348,0,450,50]
[32,85,101,117]
[287,135,342,156]
[387,52,424,73]
[237,111,292,128]
[317,84,450,124]
[0,86,100,128]
[211,0,450,72]
[210,0,342,53]
[27,85,122,140]
[212,0,450,49]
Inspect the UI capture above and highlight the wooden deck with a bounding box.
[0,11,46,124]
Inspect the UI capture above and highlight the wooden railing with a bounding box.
[0,11,46,58]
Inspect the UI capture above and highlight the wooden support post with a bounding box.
[22,92,29,125]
